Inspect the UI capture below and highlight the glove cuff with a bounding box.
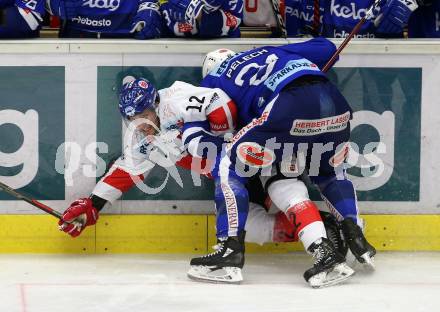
[405,0,419,11]
[185,0,205,25]
[201,0,221,13]
[138,1,160,13]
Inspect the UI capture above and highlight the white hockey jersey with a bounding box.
[92,81,237,203]
[243,0,285,27]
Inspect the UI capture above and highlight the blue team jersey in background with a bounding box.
[67,0,139,34]
[322,0,382,38]
[285,0,398,38]
[15,0,45,14]
[201,38,336,127]
[408,1,440,37]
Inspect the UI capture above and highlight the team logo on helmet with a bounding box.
[138,80,149,89]
[237,142,274,168]
[133,92,145,104]
[118,77,157,119]
[124,106,136,117]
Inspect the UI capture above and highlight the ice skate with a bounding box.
[304,238,354,288]
[341,218,376,268]
[187,232,245,284]
[321,211,349,257]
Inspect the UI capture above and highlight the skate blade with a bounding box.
[360,253,375,270]
[187,266,243,284]
[308,263,355,289]
[346,250,375,271]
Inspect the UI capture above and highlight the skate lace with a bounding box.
[312,246,325,265]
[212,243,221,251]
[328,229,340,251]
[203,242,225,258]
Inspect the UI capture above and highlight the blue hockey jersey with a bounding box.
[285,0,406,38]
[408,1,440,37]
[0,0,44,38]
[61,0,140,34]
[285,0,323,37]
[16,0,45,14]
[322,0,382,38]
[201,38,336,127]
[161,0,243,38]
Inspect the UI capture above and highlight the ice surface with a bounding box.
[0,252,438,312]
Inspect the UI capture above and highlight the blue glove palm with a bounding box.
[131,1,162,39]
[375,0,418,34]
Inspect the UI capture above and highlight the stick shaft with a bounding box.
[0,181,62,219]
[271,0,287,38]
[322,17,367,73]
[322,0,382,73]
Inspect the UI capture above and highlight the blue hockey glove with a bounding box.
[375,0,418,34]
[166,0,222,25]
[47,0,82,20]
[130,1,162,39]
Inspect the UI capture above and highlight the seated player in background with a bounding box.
[161,0,242,38]
[408,0,440,37]
[58,76,353,287]
[0,0,45,38]
[285,0,419,38]
[46,0,163,39]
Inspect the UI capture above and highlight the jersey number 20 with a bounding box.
[235,53,279,87]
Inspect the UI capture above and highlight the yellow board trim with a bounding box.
[0,215,95,253]
[0,214,439,253]
[96,215,207,253]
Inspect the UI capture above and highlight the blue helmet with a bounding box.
[118,77,159,119]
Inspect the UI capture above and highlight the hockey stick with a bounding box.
[270,0,287,38]
[0,180,62,219]
[322,0,383,73]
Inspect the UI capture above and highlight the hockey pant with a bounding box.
[213,80,359,237]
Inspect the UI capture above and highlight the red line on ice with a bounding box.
[19,284,27,312]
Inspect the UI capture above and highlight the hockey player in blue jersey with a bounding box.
[285,0,419,38]
[184,38,376,283]
[47,0,163,38]
[0,0,45,38]
[161,0,242,38]
[408,0,440,37]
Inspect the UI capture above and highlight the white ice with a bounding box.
[0,252,438,312]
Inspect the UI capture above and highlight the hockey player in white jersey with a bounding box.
[58,76,353,287]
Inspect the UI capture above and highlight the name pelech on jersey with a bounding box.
[201,40,332,127]
[322,0,382,38]
[68,0,138,33]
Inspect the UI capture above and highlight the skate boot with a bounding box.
[187,232,245,284]
[341,218,376,268]
[321,211,348,257]
[304,238,354,288]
